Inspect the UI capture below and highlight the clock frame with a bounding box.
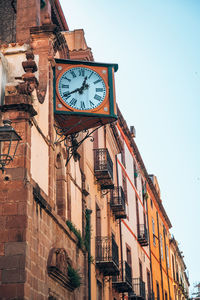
[54,59,118,135]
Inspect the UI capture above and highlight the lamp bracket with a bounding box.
[54,124,104,166]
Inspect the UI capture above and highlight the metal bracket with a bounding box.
[54,124,104,166]
[101,189,111,196]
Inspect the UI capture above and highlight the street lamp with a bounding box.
[0,120,22,173]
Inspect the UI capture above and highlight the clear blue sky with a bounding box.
[60,0,200,292]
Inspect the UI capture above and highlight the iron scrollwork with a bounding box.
[54,124,104,166]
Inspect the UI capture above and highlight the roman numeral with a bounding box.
[79,69,85,77]
[96,88,103,92]
[94,94,102,101]
[63,76,71,82]
[70,71,76,78]
[80,101,85,109]
[63,94,71,101]
[94,79,102,85]
[62,84,69,88]
[89,101,95,108]
[69,98,77,107]
[88,72,93,79]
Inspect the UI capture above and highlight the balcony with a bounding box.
[147,293,155,300]
[93,148,114,189]
[112,261,133,293]
[110,186,127,219]
[96,236,119,276]
[129,278,146,300]
[137,224,149,247]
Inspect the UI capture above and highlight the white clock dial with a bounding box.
[58,67,107,110]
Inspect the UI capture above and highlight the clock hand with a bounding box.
[79,77,89,94]
[81,76,88,88]
[63,88,80,97]
[63,77,89,97]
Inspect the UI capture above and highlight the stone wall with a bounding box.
[0,0,16,43]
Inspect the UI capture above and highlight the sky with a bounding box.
[60,0,200,292]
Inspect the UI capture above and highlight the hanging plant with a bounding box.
[68,264,82,289]
[66,220,84,249]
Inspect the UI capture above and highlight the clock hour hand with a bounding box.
[81,76,87,88]
[79,76,89,94]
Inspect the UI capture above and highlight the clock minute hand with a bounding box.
[63,88,80,97]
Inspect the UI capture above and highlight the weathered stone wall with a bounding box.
[0,0,16,43]
[25,182,86,300]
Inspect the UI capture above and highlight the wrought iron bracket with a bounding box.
[101,189,111,196]
[54,124,104,166]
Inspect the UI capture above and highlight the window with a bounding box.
[147,269,151,299]
[126,245,132,266]
[160,234,163,260]
[165,291,168,300]
[156,282,160,300]
[121,140,126,167]
[133,161,137,188]
[166,245,170,268]
[56,153,66,218]
[136,197,140,235]
[142,179,145,204]
[96,204,101,237]
[139,259,143,280]
[93,129,99,149]
[152,218,156,246]
[150,198,153,209]
[172,254,175,280]
[122,174,128,202]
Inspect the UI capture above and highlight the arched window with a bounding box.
[56,153,66,219]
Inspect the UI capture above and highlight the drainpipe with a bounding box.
[156,212,164,300]
[119,219,124,300]
[163,227,171,300]
[86,208,92,300]
[115,155,124,300]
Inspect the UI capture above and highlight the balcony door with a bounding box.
[96,203,101,237]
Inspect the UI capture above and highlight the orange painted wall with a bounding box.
[147,187,174,300]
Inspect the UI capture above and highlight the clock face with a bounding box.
[58,67,107,110]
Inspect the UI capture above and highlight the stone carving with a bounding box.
[47,248,76,291]
[17,51,38,96]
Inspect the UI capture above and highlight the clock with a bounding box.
[54,59,118,135]
[57,66,107,111]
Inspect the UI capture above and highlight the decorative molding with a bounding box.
[33,185,52,212]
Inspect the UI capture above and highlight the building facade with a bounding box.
[0,1,189,300]
[170,237,189,300]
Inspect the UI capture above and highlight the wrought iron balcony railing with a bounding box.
[93,148,114,189]
[137,224,149,247]
[129,278,146,300]
[96,236,119,276]
[110,186,126,219]
[112,261,133,293]
[147,292,155,300]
